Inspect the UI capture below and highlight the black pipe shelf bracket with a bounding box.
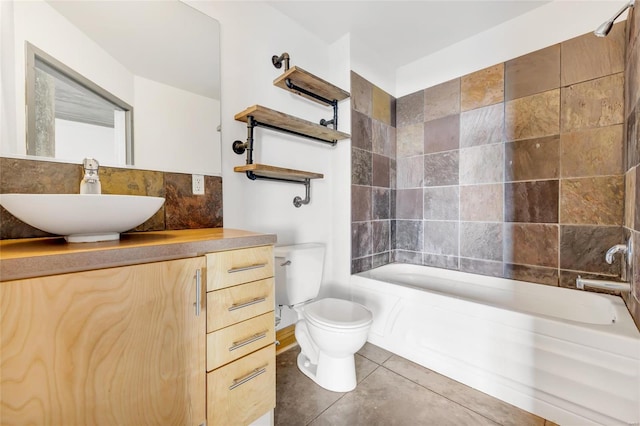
[232,53,350,207]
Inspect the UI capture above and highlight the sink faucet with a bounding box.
[80,158,101,194]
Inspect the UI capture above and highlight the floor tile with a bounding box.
[356,342,393,365]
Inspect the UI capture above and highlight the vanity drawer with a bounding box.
[207,312,274,371]
[206,246,274,291]
[207,344,275,426]
[207,278,274,332]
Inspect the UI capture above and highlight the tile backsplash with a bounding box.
[0,157,223,239]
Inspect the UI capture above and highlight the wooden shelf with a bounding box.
[273,66,350,105]
[234,105,349,143]
[234,164,323,182]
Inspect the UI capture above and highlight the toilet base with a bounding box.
[296,351,357,393]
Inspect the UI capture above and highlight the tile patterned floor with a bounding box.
[275,343,560,426]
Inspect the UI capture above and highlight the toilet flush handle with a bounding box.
[280,260,291,267]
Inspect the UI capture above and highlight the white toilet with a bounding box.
[274,243,373,392]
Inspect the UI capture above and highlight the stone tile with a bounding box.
[504,180,559,224]
[560,73,624,133]
[393,220,424,252]
[352,221,372,259]
[505,44,560,101]
[504,264,559,286]
[505,135,560,182]
[275,348,345,426]
[505,89,560,142]
[628,37,640,120]
[424,221,459,256]
[164,173,222,230]
[352,185,372,222]
[460,184,503,222]
[394,250,423,265]
[560,176,624,226]
[559,269,621,293]
[637,166,640,231]
[423,253,460,270]
[396,123,424,158]
[372,154,390,188]
[351,109,372,151]
[372,252,390,269]
[424,114,460,154]
[0,157,80,194]
[396,90,424,127]
[627,105,640,171]
[423,186,459,221]
[389,158,397,191]
[357,343,393,365]
[383,355,545,426]
[425,78,461,121]
[372,120,394,158]
[351,148,372,186]
[559,225,623,275]
[633,230,640,299]
[351,71,372,116]
[504,223,559,268]
[461,63,504,111]
[309,367,498,426]
[460,144,504,185]
[625,168,637,230]
[460,222,503,262]
[372,188,390,220]
[424,151,459,187]
[560,125,624,178]
[396,155,424,189]
[561,21,625,86]
[372,220,390,254]
[351,257,372,274]
[459,258,504,278]
[372,85,392,125]
[459,103,504,148]
[396,188,423,220]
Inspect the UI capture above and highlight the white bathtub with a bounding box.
[350,263,640,426]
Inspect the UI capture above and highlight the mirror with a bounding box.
[0,0,221,176]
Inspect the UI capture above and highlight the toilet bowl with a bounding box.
[274,243,373,392]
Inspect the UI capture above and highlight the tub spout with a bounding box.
[576,276,631,292]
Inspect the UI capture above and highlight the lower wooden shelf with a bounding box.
[234,164,323,181]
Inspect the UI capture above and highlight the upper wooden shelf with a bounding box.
[273,66,350,105]
[234,164,323,182]
[234,105,350,143]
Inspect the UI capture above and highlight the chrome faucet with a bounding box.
[605,244,628,264]
[80,158,101,194]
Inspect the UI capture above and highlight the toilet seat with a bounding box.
[304,298,372,330]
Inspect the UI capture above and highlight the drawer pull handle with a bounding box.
[229,332,267,352]
[228,297,267,312]
[227,263,267,274]
[229,367,267,391]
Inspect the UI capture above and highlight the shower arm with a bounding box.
[594,0,635,36]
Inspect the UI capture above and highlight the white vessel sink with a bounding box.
[0,194,165,243]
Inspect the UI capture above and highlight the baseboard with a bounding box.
[276,324,297,355]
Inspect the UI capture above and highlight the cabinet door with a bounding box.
[1,257,206,426]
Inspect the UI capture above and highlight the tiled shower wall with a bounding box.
[352,23,637,313]
[0,157,223,239]
[624,8,640,328]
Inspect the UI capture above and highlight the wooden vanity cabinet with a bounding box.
[205,245,276,426]
[0,257,206,426]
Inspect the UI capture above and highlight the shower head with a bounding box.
[594,0,635,37]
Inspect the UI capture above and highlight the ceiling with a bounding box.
[267,1,551,68]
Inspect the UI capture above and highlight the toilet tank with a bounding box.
[274,243,325,306]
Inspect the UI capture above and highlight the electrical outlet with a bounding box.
[192,174,205,195]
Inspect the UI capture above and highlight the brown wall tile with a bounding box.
[394,250,422,265]
[504,264,559,286]
[505,180,559,223]
[460,221,503,261]
[459,103,504,148]
[373,121,395,158]
[459,258,504,278]
[396,189,423,219]
[459,144,503,184]
[397,90,424,127]
[560,176,624,225]
[423,253,459,270]
[397,156,424,189]
[505,89,560,141]
[424,221,458,256]
[352,109,373,151]
[560,125,624,178]
[0,157,80,194]
[561,22,625,86]
[394,220,424,252]
[559,270,621,294]
[460,184,503,222]
[372,154,390,188]
[352,148,372,186]
[505,44,560,101]
[351,257,373,274]
[372,86,392,125]
[627,105,640,171]
[625,168,637,229]
[505,135,560,182]
[424,151,459,187]
[352,185,372,222]
[461,64,504,112]
[351,71,373,116]
[559,225,623,275]
[636,166,640,231]
[164,174,222,230]
[424,114,460,154]
[425,78,460,121]
[352,221,373,259]
[372,220,390,254]
[424,186,459,221]
[504,223,559,267]
[397,123,424,158]
[561,73,624,133]
[373,188,390,220]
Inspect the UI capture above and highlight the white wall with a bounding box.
[133,76,221,175]
[54,119,116,163]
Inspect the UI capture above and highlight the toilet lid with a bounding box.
[304,298,373,329]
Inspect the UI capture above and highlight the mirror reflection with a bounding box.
[1,0,221,175]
